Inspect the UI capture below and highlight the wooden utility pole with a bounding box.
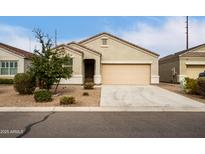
[186,16,189,50]
[55,29,57,47]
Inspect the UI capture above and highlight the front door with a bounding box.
[84,59,95,82]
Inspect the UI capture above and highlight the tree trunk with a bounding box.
[38,79,42,89]
[54,79,61,94]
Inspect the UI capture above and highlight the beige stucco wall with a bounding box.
[68,44,101,75]
[63,47,83,75]
[180,56,205,79]
[81,34,159,84]
[0,47,25,78]
[68,43,101,84]
[57,46,83,84]
[24,59,32,72]
[179,46,205,80]
[159,57,179,83]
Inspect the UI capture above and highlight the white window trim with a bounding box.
[0,61,18,75]
[100,45,109,48]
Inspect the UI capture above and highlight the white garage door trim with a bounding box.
[102,64,151,85]
[186,61,205,65]
[101,60,153,64]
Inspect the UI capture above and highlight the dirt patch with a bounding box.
[157,82,205,104]
[0,85,100,107]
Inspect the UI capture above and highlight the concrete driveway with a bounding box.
[100,85,205,108]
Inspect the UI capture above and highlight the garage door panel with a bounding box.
[102,64,150,85]
[187,65,205,79]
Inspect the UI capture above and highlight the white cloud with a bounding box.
[0,23,40,52]
[0,23,87,52]
[58,37,86,45]
[117,17,205,57]
[2,17,205,58]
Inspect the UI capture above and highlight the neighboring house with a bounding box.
[0,43,33,78]
[56,32,159,85]
[159,43,205,83]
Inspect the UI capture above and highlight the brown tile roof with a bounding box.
[159,54,177,62]
[0,42,33,58]
[181,52,205,57]
[160,43,205,62]
[79,32,159,57]
[180,43,205,54]
[67,42,101,55]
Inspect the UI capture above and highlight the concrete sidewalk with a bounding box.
[0,106,205,112]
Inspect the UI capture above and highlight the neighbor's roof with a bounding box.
[0,42,33,58]
[160,43,205,62]
[181,52,205,57]
[79,32,159,57]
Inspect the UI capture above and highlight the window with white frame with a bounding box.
[0,61,18,75]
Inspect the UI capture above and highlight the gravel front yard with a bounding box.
[158,82,205,104]
[0,85,100,107]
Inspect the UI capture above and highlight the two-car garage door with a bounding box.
[186,65,205,79]
[102,64,151,85]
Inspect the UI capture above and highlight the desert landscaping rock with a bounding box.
[0,85,100,107]
[158,82,205,104]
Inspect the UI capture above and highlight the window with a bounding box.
[63,58,73,70]
[102,38,107,45]
[0,61,18,75]
[10,61,18,75]
[171,67,177,76]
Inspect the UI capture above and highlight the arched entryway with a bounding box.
[84,59,95,83]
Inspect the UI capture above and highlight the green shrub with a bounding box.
[84,82,94,89]
[60,96,75,105]
[183,77,198,94]
[196,77,205,97]
[14,73,36,94]
[0,79,13,84]
[34,90,52,102]
[82,92,89,96]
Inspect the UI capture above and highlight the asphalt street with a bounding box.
[0,112,205,138]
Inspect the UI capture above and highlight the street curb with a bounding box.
[0,106,205,112]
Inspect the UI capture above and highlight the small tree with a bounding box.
[29,29,72,93]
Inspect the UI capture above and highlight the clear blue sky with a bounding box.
[0,16,205,56]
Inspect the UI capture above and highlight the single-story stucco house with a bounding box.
[56,32,159,85]
[0,42,32,79]
[159,43,205,83]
